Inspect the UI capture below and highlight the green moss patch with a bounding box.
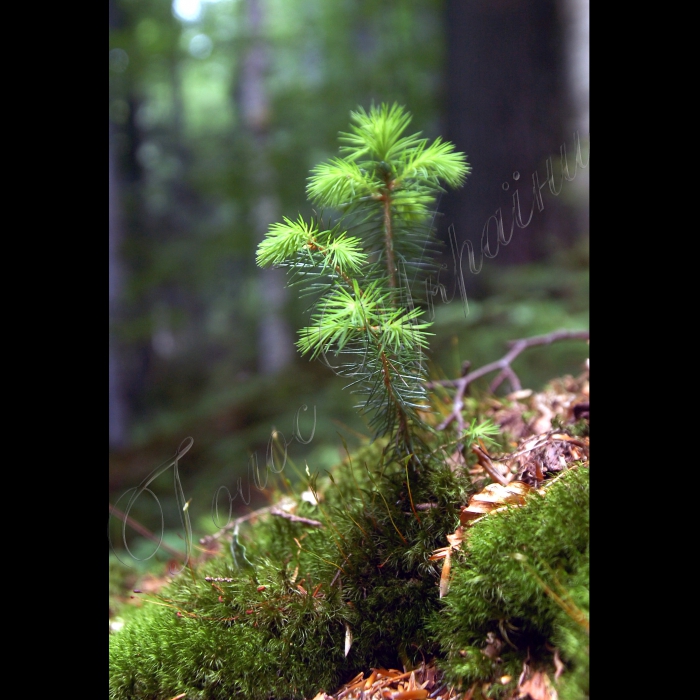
[431,465,589,698]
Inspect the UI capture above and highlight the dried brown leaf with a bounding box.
[517,671,557,700]
[439,550,451,598]
[446,526,465,548]
[552,648,565,681]
[430,526,465,561]
[460,482,533,525]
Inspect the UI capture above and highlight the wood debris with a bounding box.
[471,367,589,489]
[487,370,588,442]
[516,670,558,700]
[506,430,589,487]
[311,663,462,700]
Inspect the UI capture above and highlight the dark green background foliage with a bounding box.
[110,0,462,535]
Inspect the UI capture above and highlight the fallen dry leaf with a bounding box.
[460,481,533,525]
[517,671,558,700]
[439,549,451,598]
[344,624,353,657]
[430,526,464,561]
[321,663,461,699]
[552,648,565,681]
[488,369,589,442]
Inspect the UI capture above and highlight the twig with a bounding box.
[201,501,324,550]
[200,505,274,544]
[489,366,521,393]
[269,507,323,527]
[471,445,512,486]
[428,329,589,433]
[415,502,438,511]
[331,554,352,587]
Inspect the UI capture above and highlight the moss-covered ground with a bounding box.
[110,372,589,700]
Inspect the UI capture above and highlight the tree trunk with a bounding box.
[109,121,129,450]
[241,0,294,375]
[441,0,583,284]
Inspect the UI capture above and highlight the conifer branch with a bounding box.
[382,178,397,291]
[257,103,470,459]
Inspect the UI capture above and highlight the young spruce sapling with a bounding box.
[256,102,470,464]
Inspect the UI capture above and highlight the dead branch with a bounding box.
[471,445,512,486]
[269,507,323,527]
[428,329,589,433]
[200,505,274,545]
[200,500,324,550]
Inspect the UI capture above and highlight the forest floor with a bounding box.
[109,345,589,700]
[310,361,589,700]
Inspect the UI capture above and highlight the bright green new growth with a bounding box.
[257,103,470,453]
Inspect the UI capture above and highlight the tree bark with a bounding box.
[441,0,582,282]
[241,0,294,375]
[109,121,129,449]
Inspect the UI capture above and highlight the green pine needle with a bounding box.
[258,103,470,450]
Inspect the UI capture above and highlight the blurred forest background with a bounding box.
[109,0,589,565]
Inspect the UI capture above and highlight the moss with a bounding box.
[109,440,477,699]
[110,449,588,699]
[430,465,589,698]
[109,557,353,699]
[551,555,589,700]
